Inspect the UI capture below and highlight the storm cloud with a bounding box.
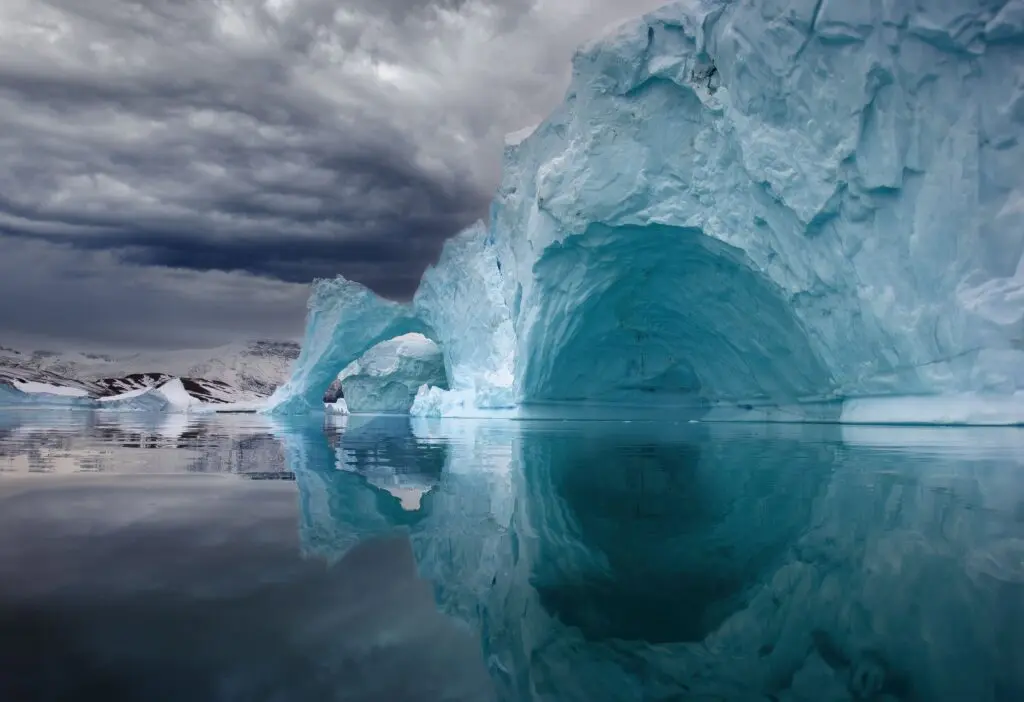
[0,0,664,350]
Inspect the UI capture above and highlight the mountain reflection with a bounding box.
[0,410,288,475]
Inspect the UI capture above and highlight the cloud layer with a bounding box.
[0,0,664,350]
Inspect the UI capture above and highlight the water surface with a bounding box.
[1,409,1022,701]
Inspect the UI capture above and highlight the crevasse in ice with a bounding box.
[268,0,1024,424]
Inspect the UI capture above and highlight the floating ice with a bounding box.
[0,381,92,408]
[269,0,1024,425]
[410,222,517,414]
[336,334,447,414]
[9,381,89,398]
[268,279,430,414]
[325,398,349,415]
[0,376,265,413]
[96,378,201,413]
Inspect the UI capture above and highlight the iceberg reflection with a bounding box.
[281,417,1024,702]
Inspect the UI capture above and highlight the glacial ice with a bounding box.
[268,279,431,415]
[336,334,447,414]
[410,222,517,413]
[96,378,201,413]
[0,377,203,412]
[325,398,349,415]
[0,381,93,409]
[269,0,1024,424]
[7,381,89,398]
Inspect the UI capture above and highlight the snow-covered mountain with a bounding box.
[0,340,299,405]
[0,357,99,396]
[98,340,301,396]
[92,374,255,405]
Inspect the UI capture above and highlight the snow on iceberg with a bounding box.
[336,333,447,414]
[269,0,1024,424]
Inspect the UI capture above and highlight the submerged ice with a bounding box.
[269,0,1024,423]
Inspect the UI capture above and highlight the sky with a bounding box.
[0,0,664,352]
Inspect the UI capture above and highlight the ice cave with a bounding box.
[513,223,830,407]
[268,0,1024,424]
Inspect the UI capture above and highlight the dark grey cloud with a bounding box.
[0,234,310,351]
[0,0,664,350]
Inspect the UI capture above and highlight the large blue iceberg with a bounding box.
[270,0,1024,424]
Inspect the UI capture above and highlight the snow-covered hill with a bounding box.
[1,341,298,394]
[0,341,299,406]
[92,373,258,405]
[0,359,99,396]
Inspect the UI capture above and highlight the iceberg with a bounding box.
[6,381,89,398]
[268,279,432,415]
[0,376,266,414]
[269,0,1024,424]
[96,378,201,413]
[0,381,92,409]
[336,334,447,414]
[325,398,350,415]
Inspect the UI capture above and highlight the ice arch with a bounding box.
[516,223,831,408]
[268,222,517,416]
[267,279,438,415]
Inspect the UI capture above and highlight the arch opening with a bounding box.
[333,333,450,414]
[518,224,831,410]
[267,278,444,415]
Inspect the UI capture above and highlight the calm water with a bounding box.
[0,410,1022,702]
